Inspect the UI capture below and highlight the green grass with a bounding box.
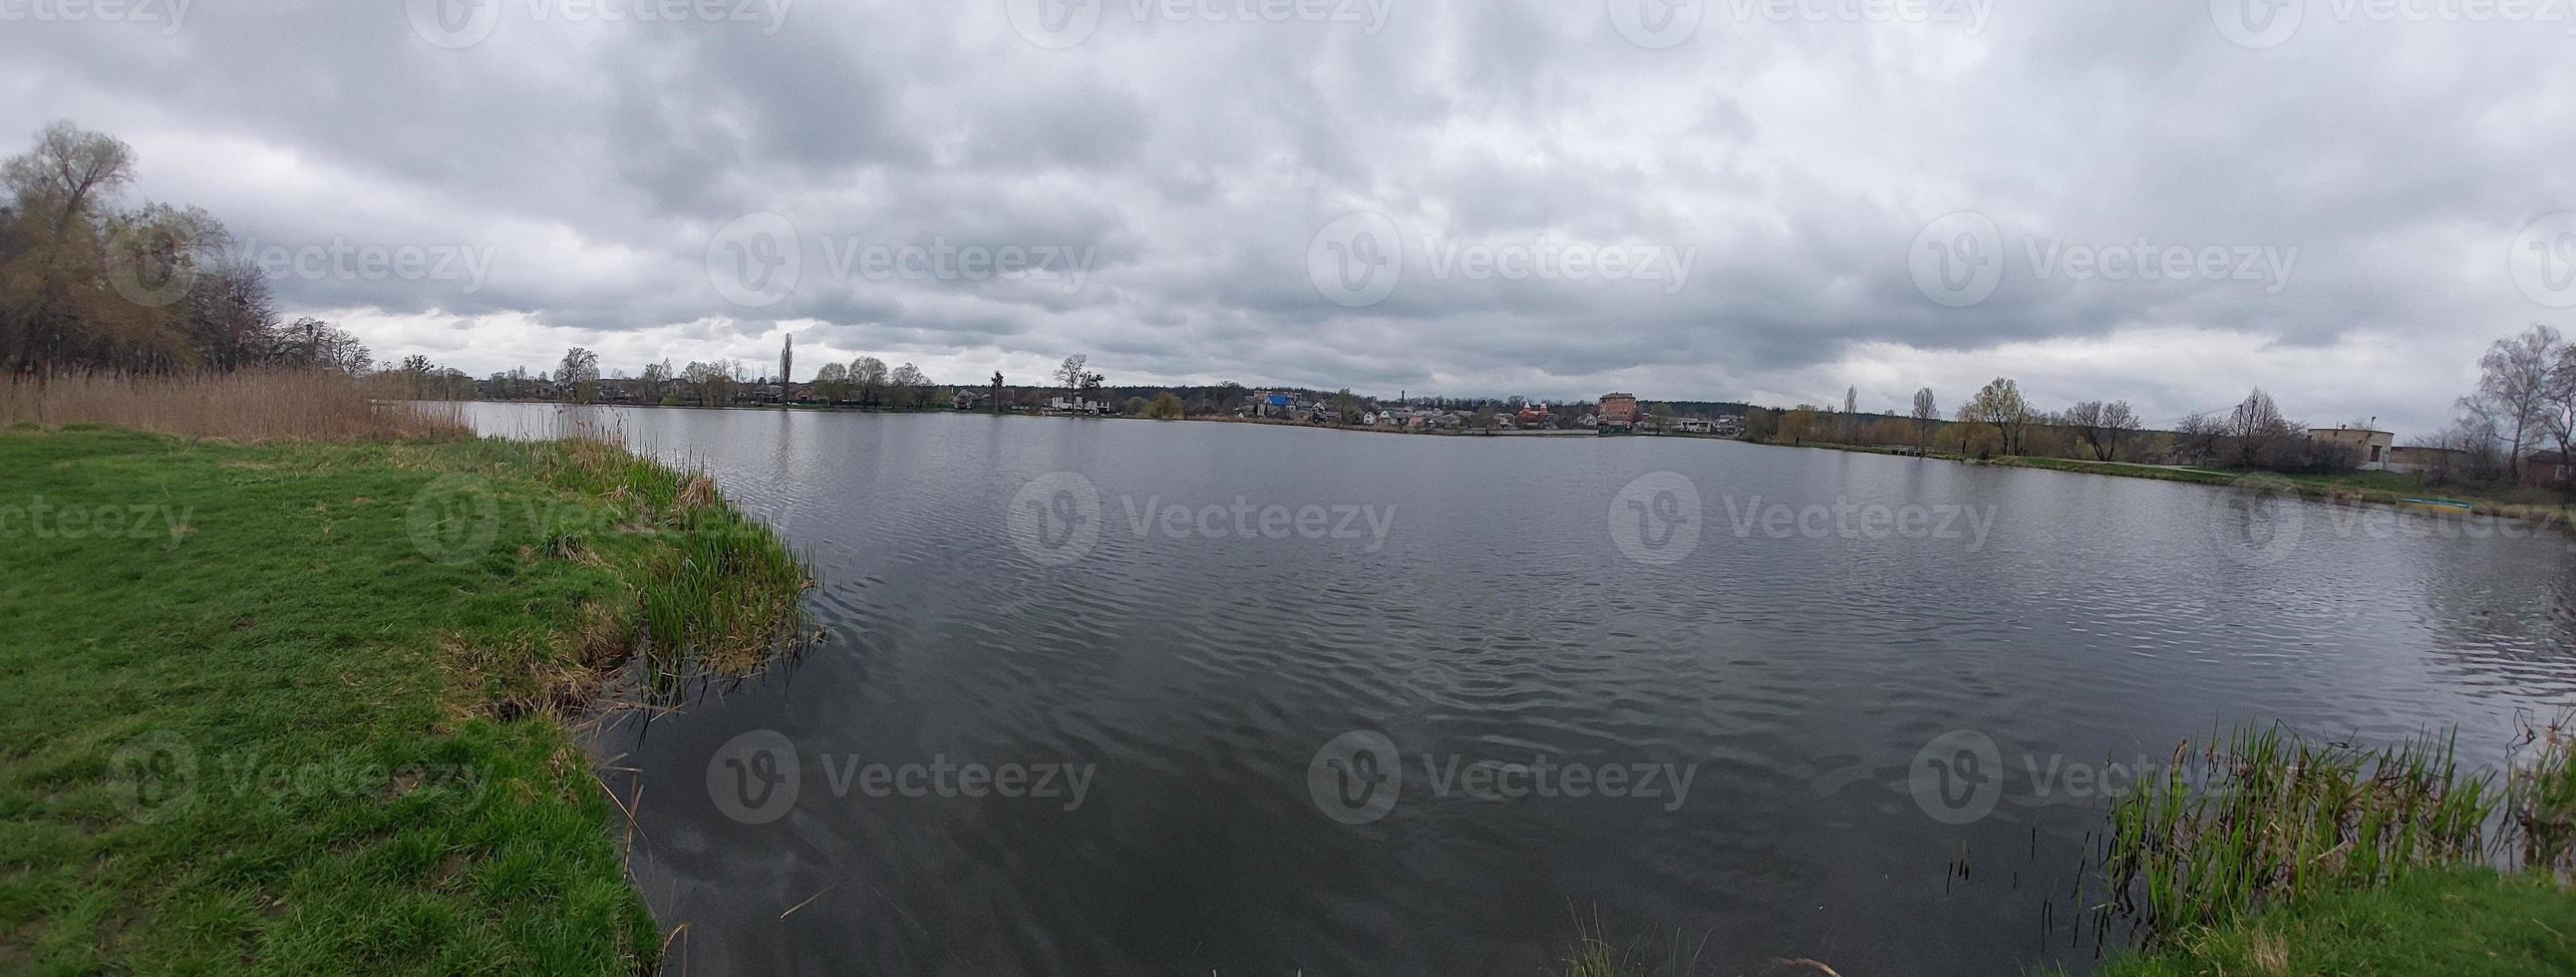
[2090,868,2576,977]
[0,426,808,973]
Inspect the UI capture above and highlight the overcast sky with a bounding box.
[7,0,2574,436]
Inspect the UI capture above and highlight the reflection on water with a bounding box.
[464,403,2576,976]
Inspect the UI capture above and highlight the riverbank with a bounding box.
[0,422,809,972]
[1752,439,2576,531]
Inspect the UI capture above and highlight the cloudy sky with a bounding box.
[7,0,2574,436]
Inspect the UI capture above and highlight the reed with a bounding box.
[1,371,466,441]
[2099,723,2536,950]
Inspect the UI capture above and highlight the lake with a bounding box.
[460,402,2576,976]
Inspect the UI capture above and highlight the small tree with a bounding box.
[1910,387,1938,450]
[557,347,600,404]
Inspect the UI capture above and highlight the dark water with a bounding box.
[463,403,2576,976]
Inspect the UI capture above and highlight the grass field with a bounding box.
[0,424,806,973]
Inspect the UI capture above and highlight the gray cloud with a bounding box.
[5,0,2573,436]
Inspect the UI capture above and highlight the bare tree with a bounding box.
[2099,401,2138,462]
[2471,325,2559,480]
[2224,388,2294,468]
[1055,353,1090,393]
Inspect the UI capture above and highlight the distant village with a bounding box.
[416,326,2576,501]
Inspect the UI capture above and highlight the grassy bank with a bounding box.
[2092,867,2576,976]
[0,420,808,972]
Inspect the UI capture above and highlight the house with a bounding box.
[2309,425,2396,471]
[2524,450,2576,486]
[1675,418,1713,435]
[2386,445,2465,476]
[1046,396,1107,415]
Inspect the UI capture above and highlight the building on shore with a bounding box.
[1598,393,1640,429]
[2309,425,2395,471]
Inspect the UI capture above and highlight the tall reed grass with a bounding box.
[2101,717,2576,951]
[1,371,466,441]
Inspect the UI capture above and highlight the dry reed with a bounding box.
[0,372,467,442]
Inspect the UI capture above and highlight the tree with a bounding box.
[1961,378,2029,456]
[1910,387,1938,450]
[887,362,928,409]
[2223,388,2297,469]
[1841,386,1858,442]
[989,370,1005,413]
[2098,401,2138,462]
[810,361,848,404]
[1055,354,1090,393]
[778,335,794,404]
[1148,391,1185,420]
[680,360,734,407]
[557,347,600,403]
[849,356,887,406]
[640,360,673,403]
[2471,325,2559,480]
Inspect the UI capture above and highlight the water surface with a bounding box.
[462,403,2576,976]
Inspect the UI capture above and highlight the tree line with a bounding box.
[2,121,373,379]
